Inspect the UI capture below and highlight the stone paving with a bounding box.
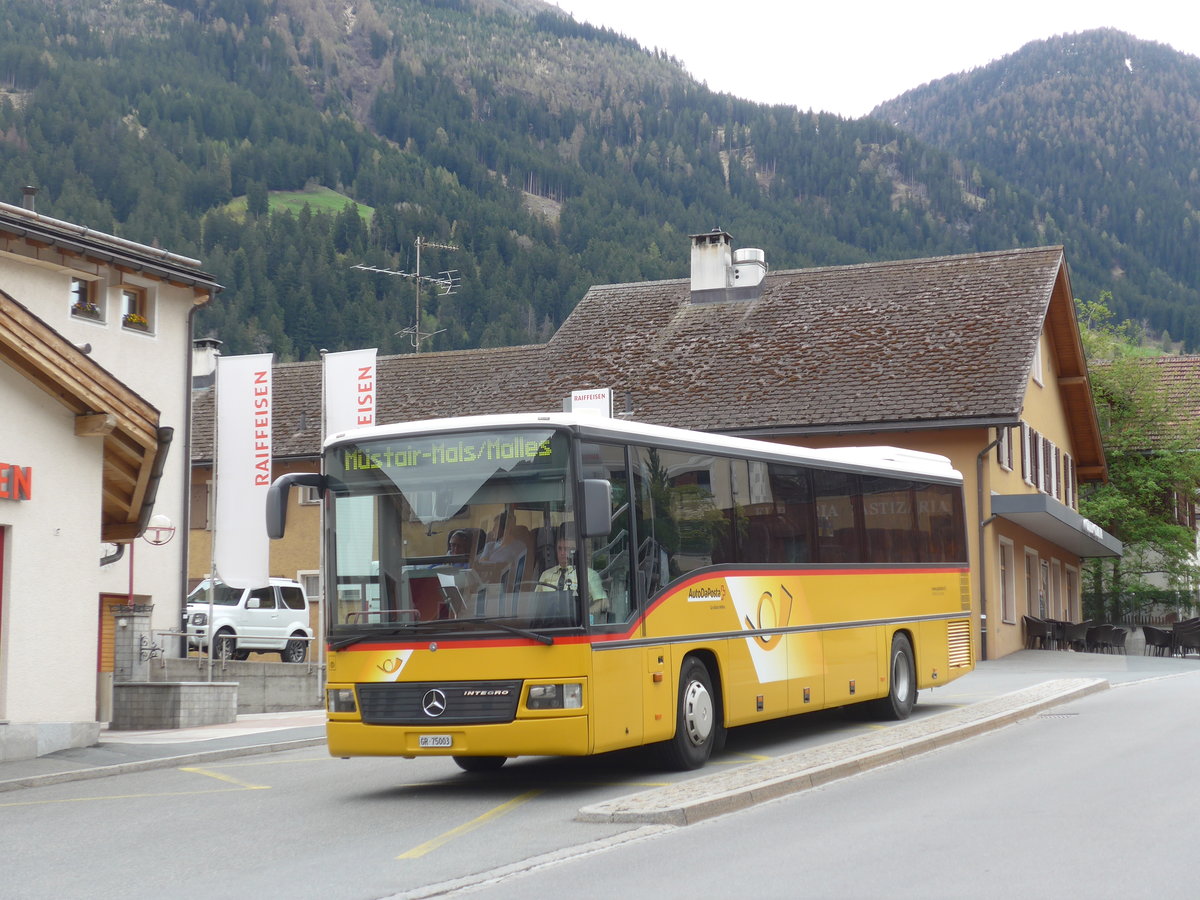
[576,677,1108,826]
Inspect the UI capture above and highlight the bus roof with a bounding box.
[325,412,963,483]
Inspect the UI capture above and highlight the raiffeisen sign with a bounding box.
[0,462,32,500]
[567,388,612,417]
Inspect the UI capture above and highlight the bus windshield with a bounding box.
[324,428,585,636]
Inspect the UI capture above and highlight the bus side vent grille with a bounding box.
[947,619,973,668]
[959,574,972,611]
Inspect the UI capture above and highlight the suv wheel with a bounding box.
[281,634,308,663]
[214,629,237,661]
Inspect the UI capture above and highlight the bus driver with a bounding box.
[536,530,608,620]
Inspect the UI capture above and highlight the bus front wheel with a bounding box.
[453,755,507,773]
[871,633,917,720]
[660,657,723,770]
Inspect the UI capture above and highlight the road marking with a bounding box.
[179,766,270,789]
[397,790,542,859]
[0,786,254,808]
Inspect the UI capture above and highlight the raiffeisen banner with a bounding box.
[324,348,377,436]
[213,353,273,589]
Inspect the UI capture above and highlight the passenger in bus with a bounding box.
[476,509,535,588]
[536,531,608,619]
[445,528,485,566]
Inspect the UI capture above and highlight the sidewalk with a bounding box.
[2,650,1197,796]
[0,709,326,793]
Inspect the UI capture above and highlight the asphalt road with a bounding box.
[418,667,1200,899]
[2,651,1196,899]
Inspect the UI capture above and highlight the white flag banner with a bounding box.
[213,353,273,589]
[324,348,377,436]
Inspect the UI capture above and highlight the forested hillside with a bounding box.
[875,29,1200,346]
[0,1,1196,357]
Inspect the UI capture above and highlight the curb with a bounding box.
[576,677,1108,826]
[0,736,326,794]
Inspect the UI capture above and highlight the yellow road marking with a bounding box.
[179,766,270,789]
[0,786,253,808]
[397,790,542,859]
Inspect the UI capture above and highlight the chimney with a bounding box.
[192,337,223,389]
[21,186,38,211]
[688,230,767,302]
[690,229,733,293]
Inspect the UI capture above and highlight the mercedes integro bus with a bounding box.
[268,413,975,771]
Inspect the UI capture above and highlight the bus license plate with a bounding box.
[419,734,452,748]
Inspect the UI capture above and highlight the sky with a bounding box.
[551,1,1200,119]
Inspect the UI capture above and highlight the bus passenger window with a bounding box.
[813,470,863,563]
[766,464,815,563]
[862,476,917,563]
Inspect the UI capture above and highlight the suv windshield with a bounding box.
[186,581,245,606]
[325,428,588,636]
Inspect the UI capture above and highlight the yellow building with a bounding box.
[191,235,1118,660]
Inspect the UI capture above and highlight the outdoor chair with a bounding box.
[1086,624,1113,653]
[1023,615,1053,650]
[1061,620,1091,652]
[1142,625,1173,657]
[1110,627,1127,654]
[1173,624,1200,657]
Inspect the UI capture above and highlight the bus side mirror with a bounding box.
[267,472,325,539]
[581,479,612,538]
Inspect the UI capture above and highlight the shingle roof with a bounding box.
[536,247,1065,432]
[194,245,1092,469]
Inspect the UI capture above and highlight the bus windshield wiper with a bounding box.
[328,631,380,649]
[328,623,434,649]
[457,617,555,646]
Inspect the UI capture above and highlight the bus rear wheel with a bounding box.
[659,657,723,770]
[452,755,507,773]
[870,633,917,720]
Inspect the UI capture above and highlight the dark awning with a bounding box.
[990,493,1122,558]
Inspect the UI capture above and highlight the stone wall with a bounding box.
[110,682,237,730]
[152,659,323,714]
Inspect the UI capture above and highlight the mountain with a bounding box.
[0,2,1197,356]
[874,28,1200,345]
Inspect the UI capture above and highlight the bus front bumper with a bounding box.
[326,717,592,758]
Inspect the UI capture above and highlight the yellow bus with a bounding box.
[268,413,974,771]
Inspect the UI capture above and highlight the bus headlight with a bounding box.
[327,688,358,713]
[527,683,582,710]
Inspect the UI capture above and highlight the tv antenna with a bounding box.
[352,236,460,351]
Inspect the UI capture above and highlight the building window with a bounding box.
[1025,549,1042,617]
[1065,566,1079,621]
[69,277,102,321]
[1020,421,1070,502]
[1063,454,1077,509]
[121,285,151,332]
[999,538,1016,624]
[1032,334,1044,386]
[997,425,1013,471]
[190,481,212,530]
[299,485,321,505]
[299,571,321,601]
[1021,423,1038,487]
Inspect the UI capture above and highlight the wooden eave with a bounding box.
[1044,259,1108,482]
[0,289,161,542]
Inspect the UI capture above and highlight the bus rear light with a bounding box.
[327,688,358,713]
[527,683,582,710]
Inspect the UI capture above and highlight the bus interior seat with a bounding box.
[405,572,445,620]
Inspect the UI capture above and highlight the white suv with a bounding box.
[184,578,313,663]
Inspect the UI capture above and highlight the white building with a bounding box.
[0,193,220,760]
